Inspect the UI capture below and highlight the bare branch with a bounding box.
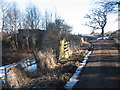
[84,1,117,35]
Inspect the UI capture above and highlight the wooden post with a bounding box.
[4,68,10,88]
[32,50,38,62]
[31,50,39,76]
[59,39,65,60]
[81,37,85,44]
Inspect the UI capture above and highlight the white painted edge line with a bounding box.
[64,51,92,90]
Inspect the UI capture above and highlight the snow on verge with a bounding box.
[64,51,92,90]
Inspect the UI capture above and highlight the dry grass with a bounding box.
[3,47,88,88]
[22,48,88,88]
[37,48,57,70]
[6,65,30,88]
[2,49,34,65]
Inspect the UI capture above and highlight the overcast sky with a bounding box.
[6,0,118,34]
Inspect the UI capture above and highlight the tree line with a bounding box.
[1,0,119,51]
[0,1,72,51]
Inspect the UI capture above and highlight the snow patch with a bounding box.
[64,51,92,89]
[0,59,37,83]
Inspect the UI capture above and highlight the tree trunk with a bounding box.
[26,37,30,49]
[14,23,19,49]
[101,28,104,37]
[15,33,18,49]
[26,30,30,49]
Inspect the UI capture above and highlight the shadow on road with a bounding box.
[73,40,120,88]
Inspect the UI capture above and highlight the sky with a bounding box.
[5,0,119,35]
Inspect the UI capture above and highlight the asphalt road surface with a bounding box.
[73,40,120,88]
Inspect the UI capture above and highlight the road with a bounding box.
[73,40,120,88]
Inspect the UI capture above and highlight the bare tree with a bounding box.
[85,9,107,36]
[84,1,117,36]
[5,3,21,50]
[0,1,20,50]
[42,18,72,50]
[47,18,72,40]
[25,5,41,29]
[44,10,53,30]
[19,5,42,49]
[0,0,9,33]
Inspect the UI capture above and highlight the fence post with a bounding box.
[32,50,40,67]
[80,37,84,45]
[4,68,10,88]
[32,50,39,61]
[59,39,65,60]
